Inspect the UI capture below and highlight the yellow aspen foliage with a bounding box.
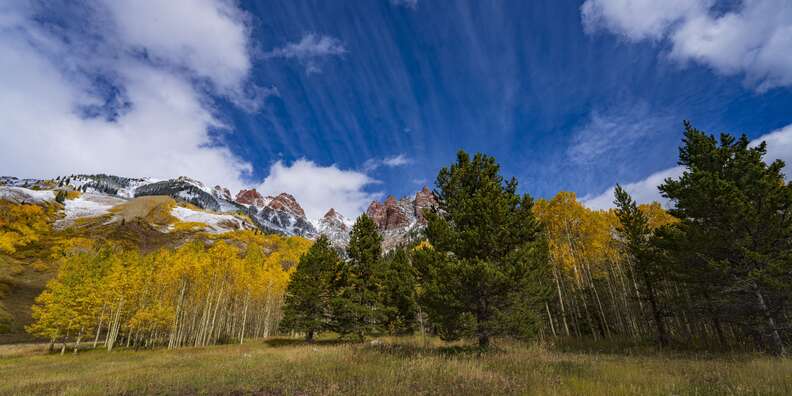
[0,202,51,254]
[638,202,678,230]
[27,230,310,351]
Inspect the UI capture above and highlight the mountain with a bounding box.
[234,189,318,238]
[317,208,353,249]
[0,174,438,248]
[365,186,438,250]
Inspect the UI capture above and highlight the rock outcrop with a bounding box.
[235,188,268,208]
[364,187,438,250]
[235,191,317,238]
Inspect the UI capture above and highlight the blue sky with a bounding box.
[2,1,792,218]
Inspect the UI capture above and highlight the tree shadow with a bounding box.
[365,341,487,359]
[263,338,346,348]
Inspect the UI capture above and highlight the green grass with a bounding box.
[1,337,790,395]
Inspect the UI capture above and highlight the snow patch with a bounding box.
[55,193,126,228]
[170,206,250,234]
[0,186,55,204]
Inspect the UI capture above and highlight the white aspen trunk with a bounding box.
[73,328,83,354]
[240,294,250,344]
[94,303,106,348]
[207,287,224,345]
[545,302,557,337]
[553,266,571,336]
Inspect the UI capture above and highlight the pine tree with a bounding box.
[416,150,551,348]
[280,235,339,341]
[330,215,385,339]
[613,185,669,347]
[658,121,792,355]
[380,248,418,334]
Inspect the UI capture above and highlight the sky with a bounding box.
[1,0,792,219]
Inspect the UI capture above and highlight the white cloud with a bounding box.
[581,0,792,91]
[257,159,382,220]
[0,1,257,192]
[363,154,412,172]
[382,154,412,167]
[98,0,251,92]
[264,33,346,74]
[391,0,419,9]
[581,0,708,40]
[759,124,792,168]
[582,166,683,210]
[582,123,792,209]
[568,104,673,164]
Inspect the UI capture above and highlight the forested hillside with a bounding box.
[0,190,309,346]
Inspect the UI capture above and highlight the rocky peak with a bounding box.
[212,185,232,201]
[366,195,412,231]
[362,188,440,250]
[235,188,267,208]
[414,186,437,224]
[366,201,386,224]
[324,207,338,218]
[266,193,305,218]
[322,208,348,231]
[175,176,205,189]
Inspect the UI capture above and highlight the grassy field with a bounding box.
[1,337,790,395]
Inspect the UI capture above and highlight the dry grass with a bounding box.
[109,196,176,225]
[1,336,790,395]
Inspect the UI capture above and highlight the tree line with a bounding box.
[282,122,792,353]
[26,122,792,354]
[27,231,310,354]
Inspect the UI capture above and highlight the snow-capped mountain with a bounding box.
[1,174,438,248]
[317,208,353,249]
[364,186,438,250]
[234,189,318,238]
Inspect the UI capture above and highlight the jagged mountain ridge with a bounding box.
[1,174,438,248]
[365,186,438,250]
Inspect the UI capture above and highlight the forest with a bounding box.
[8,122,792,358]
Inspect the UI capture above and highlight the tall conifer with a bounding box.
[658,121,792,355]
[280,235,338,341]
[416,150,550,348]
[330,215,385,339]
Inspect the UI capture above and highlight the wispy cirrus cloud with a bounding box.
[391,0,418,10]
[264,33,346,74]
[567,103,675,165]
[363,154,412,172]
[382,154,412,167]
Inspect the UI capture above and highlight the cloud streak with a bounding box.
[391,0,419,10]
[264,33,346,74]
[568,103,674,165]
[363,154,412,172]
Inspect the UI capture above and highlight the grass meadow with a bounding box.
[1,336,791,395]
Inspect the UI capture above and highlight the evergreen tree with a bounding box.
[380,248,418,334]
[280,235,339,341]
[613,185,668,347]
[658,121,792,355]
[330,215,385,339]
[416,150,551,348]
